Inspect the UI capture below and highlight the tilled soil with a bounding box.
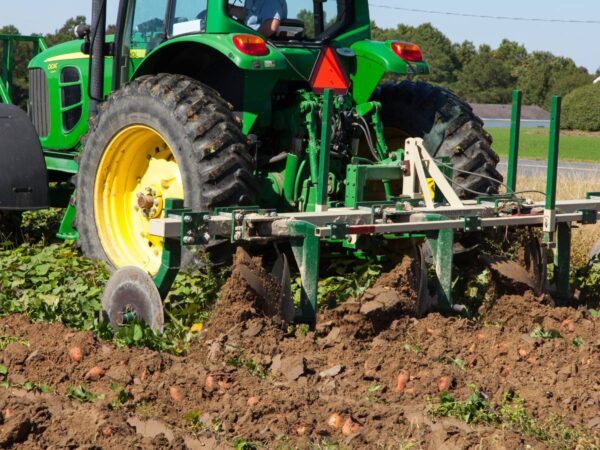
[0,257,599,449]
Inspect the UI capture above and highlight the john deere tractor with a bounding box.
[0,0,503,324]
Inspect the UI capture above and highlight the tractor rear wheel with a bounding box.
[373,81,502,198]
[76,74,256,274]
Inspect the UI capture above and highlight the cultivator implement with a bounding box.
[103,89,600,329]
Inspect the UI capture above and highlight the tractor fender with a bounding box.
[133,35,287,79]
[0,104,48,210]
[350,40,430,104]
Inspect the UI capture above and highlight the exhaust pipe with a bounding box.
[89,0,106,116]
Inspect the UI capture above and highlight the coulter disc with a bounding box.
[101,266,164,333]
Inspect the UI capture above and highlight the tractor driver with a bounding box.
[229,0,288,38]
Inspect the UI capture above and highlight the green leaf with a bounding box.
[133,324,143,342]
[35,264,51,276]
[0,365,7,376]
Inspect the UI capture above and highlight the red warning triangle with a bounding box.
[309,47,350,95]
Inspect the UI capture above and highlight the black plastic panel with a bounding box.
[0,104,48,210]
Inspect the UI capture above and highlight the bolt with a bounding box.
[374,207,382,215]
[203,214,210,222]
[183,236,195,245]
[269,211,278,217]
[184,215,193,224]
[137,194,155,209]
[235,213,244,222]
[233,231,243,240]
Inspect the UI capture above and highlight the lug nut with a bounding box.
[184,215,193,223]
[137,194,155,209]
[183,236,195,245]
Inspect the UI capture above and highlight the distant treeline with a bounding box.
[373,22,596,109]
[1,17,596,111]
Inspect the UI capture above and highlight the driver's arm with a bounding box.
[257,18,280,37]
[228,5,245,20]
[256,0,286,37]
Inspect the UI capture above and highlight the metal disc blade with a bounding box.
[101,266,164,333]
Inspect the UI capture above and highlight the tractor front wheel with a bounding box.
[76,74,256,274]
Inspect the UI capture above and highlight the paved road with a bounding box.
[496,159,600,179]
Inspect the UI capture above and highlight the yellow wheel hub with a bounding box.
[94,125,183,275]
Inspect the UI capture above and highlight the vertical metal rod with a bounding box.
[543,96,561,243]
[554,222,571,298]
[507,90,522,194]
[289,221,320,327]
[90,0,107,116]
[2,39,13,98]
[316,89,334,212]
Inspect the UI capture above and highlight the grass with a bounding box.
[488,128,600,162]
[429,388,600,450]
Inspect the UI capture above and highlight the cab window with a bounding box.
[130,0,168,50]
[170,0,209,36]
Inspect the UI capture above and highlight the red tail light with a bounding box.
[232,34,269,57]
[391,42,423,63]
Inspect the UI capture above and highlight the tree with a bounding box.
[453,45,514,103]
[44,16,87,47]
[562,83,600,131]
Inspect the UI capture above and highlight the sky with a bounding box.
[3,1,599,72]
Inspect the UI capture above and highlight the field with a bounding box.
[1,188,600,449]
[488,128,600,162]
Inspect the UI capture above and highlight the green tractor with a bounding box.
[0,0,503,324]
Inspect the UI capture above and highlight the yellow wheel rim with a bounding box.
[94,125,183,275]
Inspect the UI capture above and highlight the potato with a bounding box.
[68,346,83,363]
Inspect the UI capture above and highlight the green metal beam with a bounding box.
[316,89,334,210]
[288,220,320,327]
[543,96,561,243]
[554,222,571,299]
[507,90,522,193]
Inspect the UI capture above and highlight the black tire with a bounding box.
[76,73,257,270]
[373,81,503,198]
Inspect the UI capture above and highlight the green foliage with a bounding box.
[226,354,268,379]
[562,83,600,131]
[109,382,130,410]
[0,335,29,350]
[430,389,499,424]
[184,410,223,434]
[0,240,226,355]
[293,259,381,309]
[572,337,584,347]
[530,325,562,340]
[233,440,260,450]
[67,384,105,403]
[430,389,593,449]
[574,261,600,303]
